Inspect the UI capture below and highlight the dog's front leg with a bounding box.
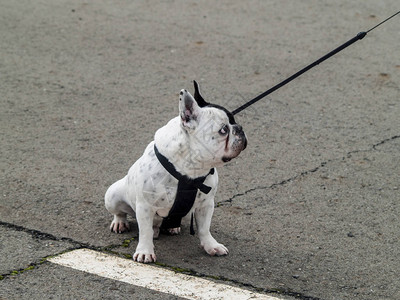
[133,203,157,263]
[195,202,228,256]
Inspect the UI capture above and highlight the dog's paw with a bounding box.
[168,227,181,235]
[202,242,229,256]
[133,243,156,263]
[133,252,157,263]
[110,215,130,233]
[160,227,181,235]
[200,236,229,256]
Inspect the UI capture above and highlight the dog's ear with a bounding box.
[193,80,208,107]
[179,90,201,129]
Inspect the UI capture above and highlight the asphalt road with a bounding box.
[1,1,399,299]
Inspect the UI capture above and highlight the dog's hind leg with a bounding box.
[105,177,135,233]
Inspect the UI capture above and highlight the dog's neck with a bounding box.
[154,117,215,179]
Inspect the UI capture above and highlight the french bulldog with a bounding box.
[105,81,247,263]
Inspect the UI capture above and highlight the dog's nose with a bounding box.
[233,124,247,150]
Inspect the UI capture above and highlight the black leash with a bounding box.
[232,11,400,116]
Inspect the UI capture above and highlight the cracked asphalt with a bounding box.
[1,1,399,299]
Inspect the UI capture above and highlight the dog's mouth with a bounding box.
[221,134,247,163]
[222,157,232,163]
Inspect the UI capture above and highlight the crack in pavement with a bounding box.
[217,161,326,207]
[0,221,89,248]
[0,221,123,280]
[218,134,400,206]
[372,134,400,150]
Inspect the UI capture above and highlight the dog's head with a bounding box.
[179,81,247,166]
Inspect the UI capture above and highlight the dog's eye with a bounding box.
[218,124,229,135]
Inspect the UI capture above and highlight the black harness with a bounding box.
[154,145,214,235]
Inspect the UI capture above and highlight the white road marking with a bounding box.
[49,249,280,300]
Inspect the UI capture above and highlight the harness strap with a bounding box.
[154,145,214,235]
[154,145,214,193]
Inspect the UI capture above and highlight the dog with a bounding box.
[105,81,247,263]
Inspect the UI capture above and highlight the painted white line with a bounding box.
[49,249,279,300]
